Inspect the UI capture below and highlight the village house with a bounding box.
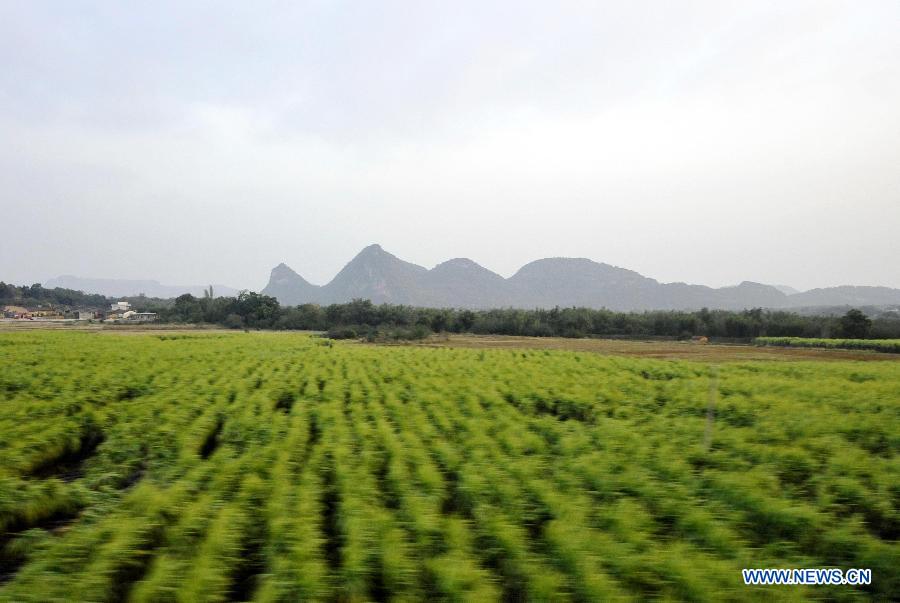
[3,305,30,318]
[104,301,132,321]
[129,312,158,322]
[104,303,157,323]
[1,305,65,319]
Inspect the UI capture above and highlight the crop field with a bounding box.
[755,337,900,354]
[1,332,898,601]
[408,333,900,362]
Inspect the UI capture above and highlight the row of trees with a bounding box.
[166,291,280,329]
[3,281,893,339]
[147,295,897,340]
[0,282,109,309]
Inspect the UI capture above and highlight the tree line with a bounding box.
[4,282,897,340]
[155,295,899,340]
[0,282,109,309]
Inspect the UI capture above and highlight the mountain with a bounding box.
[650,281,788,312]
[320,244,429,305]
[261,263,321,306]
[424,258,509,308]
[773,284,801,296]
[786,286,900,307]
[715,281,790,310]
[262,244,900,311]
[45,275,240,299]
[507,258,658,310]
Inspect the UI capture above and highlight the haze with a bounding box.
[2,1,898,292]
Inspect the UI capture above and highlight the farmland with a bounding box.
[1,331,898,601]
[406,333,900,362]
[755,337,900,354]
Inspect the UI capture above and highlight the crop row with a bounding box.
[754,336,900,353]
[1,331,898,600]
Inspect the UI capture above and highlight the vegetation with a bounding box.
[142,296,900,341]
[839,309,873,339]
[755,337,900,354]
[0,282,109,310]
[1,331,898,600]
[5,281,900,342]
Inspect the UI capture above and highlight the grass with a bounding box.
[0,330,898,601]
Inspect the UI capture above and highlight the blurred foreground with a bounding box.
[1,331,897,600]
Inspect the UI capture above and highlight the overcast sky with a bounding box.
[1,1,898,292]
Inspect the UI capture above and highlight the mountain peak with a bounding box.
[512,257,647,281]
[360,243,385,255]
[268,262,307,283]
[261,262,318,305]
[345,243,405,266]
[730,280,781,290]
[433,258,486,271]
[323,244,426,304]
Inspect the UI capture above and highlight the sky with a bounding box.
[1,1,899,292]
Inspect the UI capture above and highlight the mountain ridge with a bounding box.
[44,275,240,299]
[261,244,900,311]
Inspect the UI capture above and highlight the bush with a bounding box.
[326,326,359,340]
[224,313,244,329]
[364,325,432,342]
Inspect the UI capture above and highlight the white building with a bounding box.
[127,312,158,322]
[110,301,131,312]
[77,311,95,320]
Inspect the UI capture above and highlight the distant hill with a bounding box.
[262,244,900,311]
[424,258,510,308]
[45,276,240,299]
[262,264,319,306]
[322,244,430,305]
[786,286,900,307]
[773,284,801,296]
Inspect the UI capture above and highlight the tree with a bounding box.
[838,309,872,339]
[173,294,203,323]
[456,310,475,332]
[235,291,280,327]
[429,310,451,333]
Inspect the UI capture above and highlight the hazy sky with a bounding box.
[2,1,898,292]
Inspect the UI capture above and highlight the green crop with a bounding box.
[1,331,898,601]
[755,337,900,353]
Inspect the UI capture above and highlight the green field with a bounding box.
[1,332,898,601]
[755,337,900,354]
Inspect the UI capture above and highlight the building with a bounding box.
[105,301,133,321]
[128,312,158,322]
[0,306,65,318]
[76,310,96,320]
[3,305,31,318]
[113,310,158,322]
